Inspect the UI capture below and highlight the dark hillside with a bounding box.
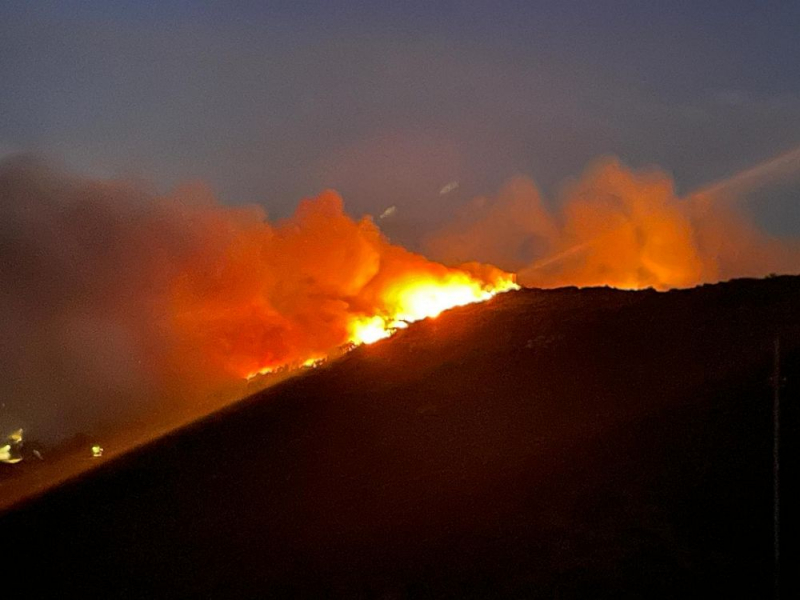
[2,277,799,598]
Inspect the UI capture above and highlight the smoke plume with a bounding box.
[426,157,800,290]
[0,156,511,443]
[2,153,798,446]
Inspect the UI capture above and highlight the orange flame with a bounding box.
[241,268,518,380]
[5,157,797,446]
[348,315,393,346]
[343,273,517,351]
[162,189,517,384]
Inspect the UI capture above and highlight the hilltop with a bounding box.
[1,277,798,598]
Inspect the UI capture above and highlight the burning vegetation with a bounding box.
[0,153,797,449]
[0,158,516,445]
[166,189,518,384]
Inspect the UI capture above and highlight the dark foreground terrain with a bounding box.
[2,277,799,598]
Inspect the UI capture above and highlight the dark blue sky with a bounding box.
[2,1,799,239]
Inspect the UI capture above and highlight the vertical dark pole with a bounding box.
[773,335,780,599]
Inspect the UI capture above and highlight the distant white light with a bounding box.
[439,181,459,195]
[379,206,397,220]
[0,428,23,464]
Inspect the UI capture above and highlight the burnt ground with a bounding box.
[1,277,799,598]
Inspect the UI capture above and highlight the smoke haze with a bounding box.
[426,157,800,290]
[0,156,514,443]
[0,153,798,446]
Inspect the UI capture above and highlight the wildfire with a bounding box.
[245,268,518,381]
[162,161,799,388]
[348,315,394,346]
[156,189,523,384]
[5,156,799,464]
[244,366,275,381]
[347,274,516,346]
[301,357,326,369]
[384,273,517,322]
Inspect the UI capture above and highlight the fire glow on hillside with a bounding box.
[1,156,797,446]
[243,254,519,380]
[165,189,518,384]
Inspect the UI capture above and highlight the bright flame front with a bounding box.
[386,275,500,321]
[351,273,517,348]
[349,315,393,345]
[245,271,518,380]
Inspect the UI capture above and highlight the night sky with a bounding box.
[2,1,799,240]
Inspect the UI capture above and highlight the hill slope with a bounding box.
[2,277,799,598]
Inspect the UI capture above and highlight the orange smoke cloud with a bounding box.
[167,190,515,384]
[426,157,800,290]
[3,153,796,445]
[0,157,515,442]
